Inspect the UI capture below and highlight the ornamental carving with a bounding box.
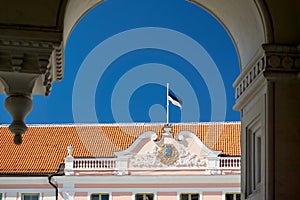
[0,38,63,96]
[130,144,207,168]
[175,148,206,167]
[130,146,162,167]
[157,144,179,166]
[235,44,300,100]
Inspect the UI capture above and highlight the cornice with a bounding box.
[0,38,54,49]
[234,44,300,105]
[0,38,63,96]
[53,174,240,185]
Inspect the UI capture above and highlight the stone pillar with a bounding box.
[234,44,300,200]
[64,146,74,175]
[205,155,220,175]
[115,155,129,175]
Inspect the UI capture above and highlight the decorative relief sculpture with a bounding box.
[130,146,162,167]
[175,148,206,167]
[157,144,179,166]
[130,143,206,168]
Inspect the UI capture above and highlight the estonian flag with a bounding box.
[168,91,182,108]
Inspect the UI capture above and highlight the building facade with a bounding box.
[0,1,299,199]
[0,122,240,200]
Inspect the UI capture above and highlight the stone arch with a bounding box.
[62,1,300,199]
[63,0,270,70]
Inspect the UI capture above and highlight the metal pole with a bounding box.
[166,83,169,124]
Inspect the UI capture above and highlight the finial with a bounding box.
[164,123,172,128]
[5,95,32,145]
[163,124,173,135]
[67,145,73,157]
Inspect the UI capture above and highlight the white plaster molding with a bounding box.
[54,174,240,185]
[67,187,240,194]
[178,131,221,156]
[234,44,300,110]
[114,131,157,157]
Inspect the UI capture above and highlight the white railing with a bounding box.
[219,157,241,169]
[71,157,240,170]
[73,158,116,170]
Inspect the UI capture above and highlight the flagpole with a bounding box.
[166,83,169,125]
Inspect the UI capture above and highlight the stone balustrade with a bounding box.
[68,157,241,171]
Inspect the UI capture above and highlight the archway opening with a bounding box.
[63,0,240,124]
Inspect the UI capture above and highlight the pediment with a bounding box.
[115,127,221,169]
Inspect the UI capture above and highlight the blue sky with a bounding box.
[0,0,240,124]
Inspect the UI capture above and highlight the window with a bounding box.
[90,194,109,200]
[246,120,262,196]
[22,194,39,200]
[180,193,199,200]
[135,193,154,200]
[254,133,261,187]
[225,193,240,200]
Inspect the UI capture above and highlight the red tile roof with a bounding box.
[0,122,240,175]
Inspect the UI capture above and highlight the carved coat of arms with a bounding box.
[157,143,179,166]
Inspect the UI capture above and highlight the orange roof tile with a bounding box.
[0,122,240,175]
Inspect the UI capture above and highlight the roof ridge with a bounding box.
[0,121,241,127]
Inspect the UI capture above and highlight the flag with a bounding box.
[168,91,182,108]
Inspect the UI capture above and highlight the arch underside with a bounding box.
[64,0,267,71]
